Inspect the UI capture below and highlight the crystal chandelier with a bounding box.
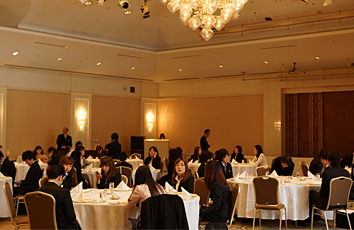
[160,0,249,41]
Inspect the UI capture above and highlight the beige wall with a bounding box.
[91,95,141,153]
[157,95,263,155]
[6,89,71,160]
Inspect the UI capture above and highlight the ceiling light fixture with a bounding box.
[160,0,249,41]
[124,10,132,14]
[264,60,269,64]
[97,62,102,66]
[323,0,334,6]
[219,64,224,68]
[12,51,19,56]
[314,56,321,60]
[78,0,93,6]
[131,66,136,70]
[299,0,310,4]
[179,68,183,71]
[57,57,63,61]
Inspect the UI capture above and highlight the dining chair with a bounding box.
[164,158,169,171]
[300,161,309,177]
[121,175,128,184]
[38,177,48,187]
[187,156,191,162]
[3,182,29,230]
[160,161,164,174]
[253,176,287,230]
[24,191,58,230]
[193,178,209,206]
[228,183,240,226]
[72,167,78,187]
[117,166,133,187]
[311,176,352,230]
[256,166,272,176]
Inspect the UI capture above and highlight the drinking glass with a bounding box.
[109,182,115,191]
[241,160,244,164]
[316,173,320,180]
[101,190,107,202]
[296,171,300,179]
[265,171,269,177]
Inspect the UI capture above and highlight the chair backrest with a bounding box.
[24,191,58,230]
[72,167,78,187]
[300,162,309,177]
[253,176,279,205]
[256,166,272,176]
[164,158,169,171]
[186,156,191,162]
[121,175,128,184]
[3,182,17,221]
[326,176,353,210]
[39,177,48,187]
[121,166,133,187]
[136,153,142,159]
[160,161,164,173]
[193,178,209,206]
[229,184,239,225]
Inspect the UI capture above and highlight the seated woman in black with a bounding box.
[230,145,244,163]
[157,148,178,186]
[169,158,194,193]
[144,146,161,169]
[96,156,121,189]
[198,151,214,178]
[60,156,76,190]
[191,146,202,163]
[215,149,233,179]
[71,147,90,189]
[200,160,231,223]
[48,147,60,166]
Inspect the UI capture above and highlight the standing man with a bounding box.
[105,133,121,160]
[57,127,72,150]
[200,129,211,152]
[37,164,81,229]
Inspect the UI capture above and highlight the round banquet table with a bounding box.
[188,162,257,177]
[125,158,143,171]
[0,176,13,217]
[14,162,48,181]
[85,158,100,168]
[227,176,321,221]
[73,189,200,230]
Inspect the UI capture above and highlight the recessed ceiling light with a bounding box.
[124,10,132,15]
[314,56,321,60]
[219,64,224,68]
[131,66,136,70]
[12,51,19,56]
[179,68,183,72]
[264,60,269,64]
[78,0,93,6]
[97,62,102,66]
[57,57,63,61]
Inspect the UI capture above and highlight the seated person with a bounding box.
[215,149,233,179]
[157,148,178,186]
[191,146,202,163]
[251,145,268,167]
[71,147,90,189]
[115,152,133,169]
[14,150,43,196]
[200,160,231,223]
[271,156,294,176]
[319,150,330,177]
[48,147,60,166]
[96,145,106,158]
[310,148,327,175]
[60,156,76,190]
[96,156,121,189]
[198,151,214,178]
[37,164,81,229]
[0,151,16,183]
[230,145,244,163]
[144,146,161,169]
[169,158,194,193]
[34,145,48,163]
[340,149,354,169]
[126,165,165,210]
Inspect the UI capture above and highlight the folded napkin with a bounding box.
[116,180,130,190]
[231,159,238,165]
[308,171,319,181]
[181,187,191,197]
[87,155,93,160]
[70,182,84,202]
[165,182,176,193]
[232,173,239,181]
[0,172,5,177]
[270,170,278,177]
[38,159,43,164]
[149,165,157,171]
[95,156,98,159]
[345,166,351,174]
[188,159,193,164]
[239,171,246,178]
[85,164,92,173]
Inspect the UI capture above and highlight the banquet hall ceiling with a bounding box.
[0,0,353,82]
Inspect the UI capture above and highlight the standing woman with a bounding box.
[96,156,121,189]
[144,146,161,169]
[251,145,268,167]
[170,158,194,193]
[200,160,231,223]
[126,165,165,210]
[230,145,244,163]
[191,146,202,163]
[60,156,76,190]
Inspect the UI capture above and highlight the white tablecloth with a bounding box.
[189,162,256,177]
[85,158,100,168]
[227,176,321,221]
[73,190,199,230]
[0,177,13,217]
[14,162,48,181]
[126,158,143,171]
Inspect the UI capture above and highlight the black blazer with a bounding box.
[230,152,244,164]
[57,134,72,150]
[340,154,354,168]
[220,161,233,179]
[198,163,206,178]
[171,175,194,193]
[310,156,323,175]
[20,161,43,193]
[200,181,231,223]
[73,162,85,186]
[97,171,121,189]
[271,156,294,176]
[0,158,16,183]
[48,155,60,166]
[115,161,133,170]
[144,156,161,169]
[62,173,73,190]
[106,141,121,159]
[200,135,210,152]
[37,182,81,230]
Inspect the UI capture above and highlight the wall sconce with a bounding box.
[146,113,154,131]
[274,121,281,131]
[78,109,86,130]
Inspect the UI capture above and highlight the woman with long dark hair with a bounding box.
[126,165,165,210]
[157,148,178,186]
[34,145,48,163]
[96,156,121,189]
[230,145,244,163]
[170,158,194,193]
[144,146,161,169]
[251,145,268,167]
[71,146,90,188]
[60,156,76,190]
[200,160,231,223]
[191,146,202,163]
[48,147,60,165]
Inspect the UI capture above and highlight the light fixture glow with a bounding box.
[57,57,63,61]
[131,66,136,70]
[97,62,102,66]
[12,51,19,56]
[314,56,321,60]
[264,60,269,64]
[146,113,155,131]
[124,10,132,14]
[274,121,281,131]
[179,68,183,72]
[219,64,224,68]
[78,0,93,6]
[78,109,87,130]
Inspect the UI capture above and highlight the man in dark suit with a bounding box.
[115,152,133,169]
[57,127,72,150]
[105,133,121,159]
[37,164,81,229]
[0,151,16,183]
[200,129,211,152]
[215,149,233,179]
[13,151,43,196]
[340,150,354,168]
[271,156,294,176]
